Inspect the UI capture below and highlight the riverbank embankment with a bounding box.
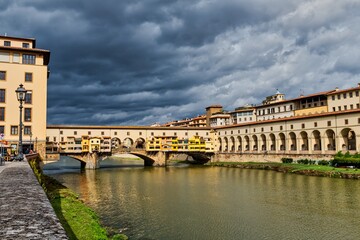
[28,157,128,240]
[207,162,360,179]
[0,161,68,239]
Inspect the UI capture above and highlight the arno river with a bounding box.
[45,157,360,240]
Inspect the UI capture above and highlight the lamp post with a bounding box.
[30,131,33,151]
[15,84,27,160]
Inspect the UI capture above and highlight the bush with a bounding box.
[332,157,360,168]
[297,159,309,164]
[335,151,344,158]
[281,157,293,163]
[296,159,316,165]
[317,160,329,166]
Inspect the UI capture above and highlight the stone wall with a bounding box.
[211,153,333,163]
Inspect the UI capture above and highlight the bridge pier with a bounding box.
[83,152,100,169]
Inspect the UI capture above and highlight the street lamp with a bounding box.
[15,84,27,160]
[30,131,33,151]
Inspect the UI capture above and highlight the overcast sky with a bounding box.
[1,0,360,125]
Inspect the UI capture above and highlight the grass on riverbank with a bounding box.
[29,158,128,240]
[207,162,360,179]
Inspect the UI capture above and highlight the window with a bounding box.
[344,105,347,110]
[332,107,336,111]
[185,132,188,136]
[24,126,31,135]
[337,95,340,100]
[350,104,354,109]
[127,132,130,136]
[25,91,32,104]
[290,125,293,129]
[270,127,273,131]
[0,52,9,62]
[0,71,5,80]
[356,91,359,97]
[358,118,360,124]
[11,126,18,135]
[253,128,256,132]
[139,132,142,136]
[0,126,4,134]
[357,104,360,109]
[0,107,4,121]
[345,119,349,125]
[4,41,10,46]
[114,132,117,135]
[350,92,353,98]
[245,129,248,133]
[314,122,317,127]
[196,132,199,136]
[332,96,335,101]
[343,93,347,99]
[13,53,20,63]
[61,137,64,142]
[327,121,331,127]
[22,43,29,48]
[53,137,56,142]
[25,72,33,82]
[280,126,283,130]
[261,128,264,132]
[302,123,305,129]
[151,132,154,136]
[24,108,31,121]
[60,131,63,135]
[22,54,36,64]
[174,132,177,136]
[74,131,77,135]
[290,105,293,111]
[101,131,104,135]
[0,89,5,102]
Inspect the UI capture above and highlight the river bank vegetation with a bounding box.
[29,157,128,240]
[207,153,360,180]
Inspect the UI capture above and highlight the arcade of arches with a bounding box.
[111,137,146,150]
[217,128,357,154]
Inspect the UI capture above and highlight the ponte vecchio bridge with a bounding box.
[45,125,214,169]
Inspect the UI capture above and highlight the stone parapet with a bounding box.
[0,161,68,239]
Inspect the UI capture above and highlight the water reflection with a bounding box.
[49,160,360,240]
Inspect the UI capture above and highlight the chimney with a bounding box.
[335,87,339,91]
[358,83,360,87]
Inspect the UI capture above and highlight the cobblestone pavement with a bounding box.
[0,161,68,239]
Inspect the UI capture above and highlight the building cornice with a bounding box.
[214,108,360,130]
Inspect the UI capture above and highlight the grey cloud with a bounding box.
[2,0,360,125]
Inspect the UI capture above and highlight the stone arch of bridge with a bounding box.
[127,152,155,166]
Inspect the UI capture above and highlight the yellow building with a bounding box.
[89,137,101,153]
[81,135,89,152]
[188,136,206,152]
[0,35,50,157]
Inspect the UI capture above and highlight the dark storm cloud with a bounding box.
[1,0,360,125]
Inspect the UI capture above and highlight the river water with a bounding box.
[44,157,360,240]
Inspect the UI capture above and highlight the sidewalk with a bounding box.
[0,161,68,239]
